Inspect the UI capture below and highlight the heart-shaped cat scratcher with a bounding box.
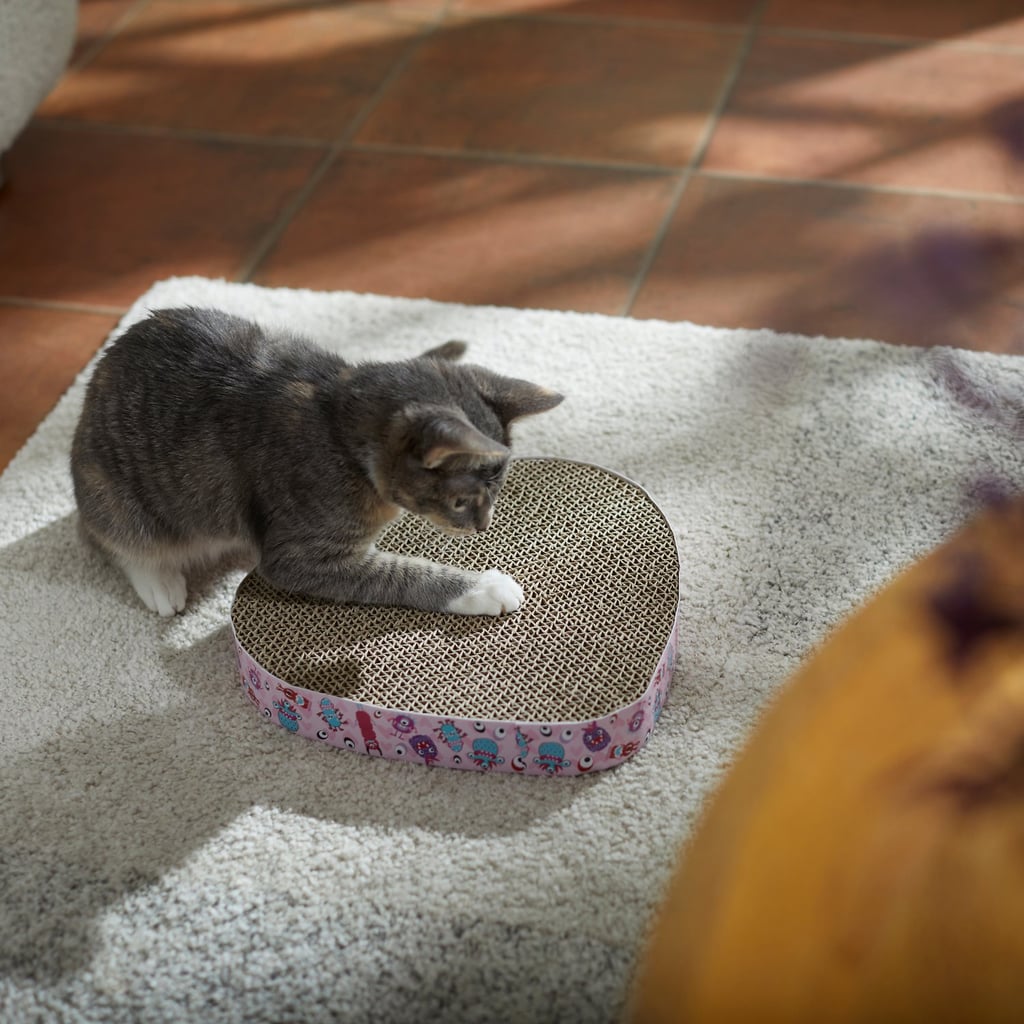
[230,458,680,776]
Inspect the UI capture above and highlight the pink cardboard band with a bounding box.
[232,609,679,777]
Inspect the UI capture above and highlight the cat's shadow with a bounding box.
[178,550,504,702]
[1,514,596,983]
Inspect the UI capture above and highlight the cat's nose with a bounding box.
[476,507,493,533]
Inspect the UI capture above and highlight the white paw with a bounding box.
[447,569,524,617]
[125,563,188,617]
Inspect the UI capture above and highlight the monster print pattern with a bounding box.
[232,612,679,777]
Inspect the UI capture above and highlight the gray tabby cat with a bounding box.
[71,307,563,617]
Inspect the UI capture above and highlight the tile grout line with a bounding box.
[37,117,332,151]
[620,0,768,317]
[448,9,1024,55]
[232,152,336,286]
[349,140,676,176]
[759,23,1024,55]
[37,118,679,175]
[470,11,749,35]
[235,3,454,285]
[0,296,129,317]
[336,1,453,150]
[32,114,1024,204]
[618,171,695,317]
[698,168,1024,206]
[68,0,153,72]
[31,120,1024,205]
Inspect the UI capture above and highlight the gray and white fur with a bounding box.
[71,307,563,617]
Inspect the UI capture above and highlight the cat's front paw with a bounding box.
[447,569,524,617]
[124,563,187,617]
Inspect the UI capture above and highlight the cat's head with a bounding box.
[374,348,563,535]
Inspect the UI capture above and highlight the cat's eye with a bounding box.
[452,498,469,511]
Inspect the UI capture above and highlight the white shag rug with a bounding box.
[2,277,1023,1023]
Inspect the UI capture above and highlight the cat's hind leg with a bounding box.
[75,500,193,615]
[121,559,188,617]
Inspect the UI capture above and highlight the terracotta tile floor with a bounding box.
[2,0,1024,469]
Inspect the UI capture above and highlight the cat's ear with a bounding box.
[422,416,508,469]
[403,407,507,468]
[476,371,564,426]
[419,340,467,362]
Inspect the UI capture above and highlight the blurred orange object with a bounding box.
[630,498,1024,1024]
